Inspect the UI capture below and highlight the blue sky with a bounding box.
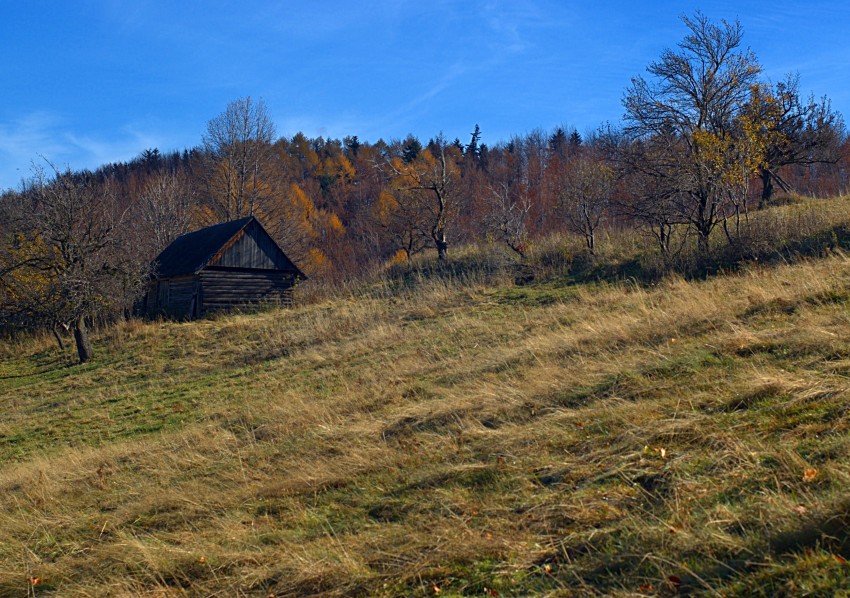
[2,1,848,191]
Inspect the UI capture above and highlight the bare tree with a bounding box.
[485,151,532,258]
[558,151,614,254]
[623,12,762,252]
[136,171,194,256]
[0,164,147,363]
[618,165,688,257]
[202,96,277,221]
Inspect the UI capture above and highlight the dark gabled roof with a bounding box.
[152,216,256,278]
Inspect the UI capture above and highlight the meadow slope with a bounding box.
[1,245,850,595]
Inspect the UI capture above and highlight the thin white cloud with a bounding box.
[0,112,69,189]
[0,113,171,190]
[0,112,67,160]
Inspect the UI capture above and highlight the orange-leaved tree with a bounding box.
[383,135,461,264]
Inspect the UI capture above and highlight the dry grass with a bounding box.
[2,199,850,596]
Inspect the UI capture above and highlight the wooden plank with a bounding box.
[198,267,296,315]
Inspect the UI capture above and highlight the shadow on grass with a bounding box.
[686,498,850,593]
[0,349,77,380]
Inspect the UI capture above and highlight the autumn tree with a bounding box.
[0,165,148,363]
[623,12,762,252]
[740,75,845,205]
[384,135,461,264]
[520,130,553,236]
[201,96,277,221]
[370,188,430,263]
[254,181,344,277]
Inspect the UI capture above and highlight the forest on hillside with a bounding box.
[1,14,848,362]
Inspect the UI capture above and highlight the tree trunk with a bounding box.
[695,195,713,254]
[697,227,711,254]
[657,224,671,256]
[73,316,94,363]
[52,325,65,351]
[759,168,773,208]
[435,236,448,265]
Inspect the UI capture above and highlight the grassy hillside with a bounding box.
[2,202,850,596]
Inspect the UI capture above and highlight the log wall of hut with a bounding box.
[199,268,297,312]
[143,276,200,319]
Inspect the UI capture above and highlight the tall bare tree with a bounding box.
[136,171,194,256]
[202,96,277,221]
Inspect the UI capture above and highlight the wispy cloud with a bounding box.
[0,112,68,189]
[368,62,469,137]
[0,113,169,190]
[482,0,534,55]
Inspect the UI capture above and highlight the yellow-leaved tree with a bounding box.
[258,182,344,278]
[739,77,844,206]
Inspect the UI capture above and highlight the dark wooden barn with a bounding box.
[141,216,305,319]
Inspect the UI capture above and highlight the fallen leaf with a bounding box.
[792,504,808,515]
[660,447,667,459]
[432,584,441,595]
[543,564,552,573]
[835,554,847,565]
[803,468,818,483]
[638,583,654,592]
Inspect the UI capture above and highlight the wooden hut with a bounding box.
[141,216,305,319]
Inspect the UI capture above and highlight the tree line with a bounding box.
[1,12,848,363]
